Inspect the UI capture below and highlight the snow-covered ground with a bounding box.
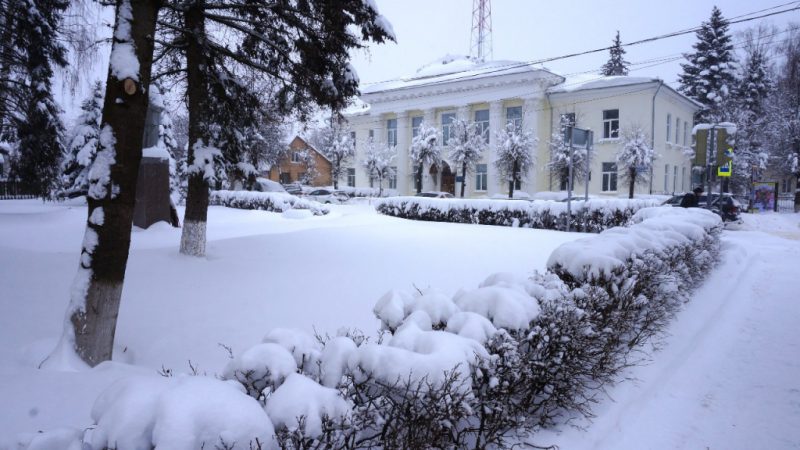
[0,199,798,448]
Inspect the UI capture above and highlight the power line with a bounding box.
[359,2,800,90]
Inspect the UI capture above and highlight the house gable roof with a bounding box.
[289,135,332,163]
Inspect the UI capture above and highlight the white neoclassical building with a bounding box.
[344,56,700,198]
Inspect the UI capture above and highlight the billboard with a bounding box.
[751,182,778,213]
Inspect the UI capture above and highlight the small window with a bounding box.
[602,110,619,139]
[666,114,672,143]
[675,117,680,144]
[411,116,423,138]
[368,129,374,139]
[602,162,617,191]
[476,164,488,191]
[682,166,686,191]
[441,112,456,145]
[683,122,688,146]
[347,168,355,187]
[664,164,669,192]
[350,131,356,149]
[388,166,397,189]
[474,109,490,143]
[673,166,678,192]
[506,106,523,130]
[291,152,302,163]
[387,119,397,147]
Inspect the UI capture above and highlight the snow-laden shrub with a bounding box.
[88,375,276,450]
[210,190,330,216]
[375,196,660,232]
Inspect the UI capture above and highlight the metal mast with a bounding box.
[470,0,493,62]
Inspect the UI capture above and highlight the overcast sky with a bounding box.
[349,0,800,88]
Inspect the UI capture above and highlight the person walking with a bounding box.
[680,187,703,208]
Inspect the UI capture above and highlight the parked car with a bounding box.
[663,192,742,222]
[415,192,454,199]
[253,178,288,193]
[282,183,304,195]
[306,188,349,204]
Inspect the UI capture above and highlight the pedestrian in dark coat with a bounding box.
[680,187,703,208]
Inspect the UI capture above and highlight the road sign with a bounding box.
[718,161,732,177]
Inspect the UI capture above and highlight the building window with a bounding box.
[387,118,397,147]
[506,106,522,130]
[475,109,490,143]
[682,166,686,191]
[673,165,678,192]
[602,110,619,139]
[560,112,576,130]
[279,172,291,184]
[666,114,672,143]
[411,116,423,138]
[369,129,374,139]
[602,162,617,191]
[389,166,397,189]
[350,131,356,149]
[683,122,688,146]
[441,112,456,145]
[476,164,488,191]
[675,117,680,144]
[347,168,355,187]
[664,164,669,192]
[291,151,302,163]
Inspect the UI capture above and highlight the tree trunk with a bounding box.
[508,161,518,199]
[179,0,210,257]
[416,164,423,194]
[65,0,161,367]
[460,161,467,198]
[628,167,636,199]
[795,173,800,213]
[333,159,339,190]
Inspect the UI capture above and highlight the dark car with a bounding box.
[415,192,454,198]
[664,192,742,222]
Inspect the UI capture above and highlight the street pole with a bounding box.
[585,130,592,201]
[707,125,715,209]
[566,127,573,232]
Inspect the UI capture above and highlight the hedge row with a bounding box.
[210,190,330,216]
[375,196,661,232]
[29,208,722,450]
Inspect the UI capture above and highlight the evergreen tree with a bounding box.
[494,122,536,198]
[409,121,440,194]
[679,7,737,123]
[62,80,104,195]
[600,31,629,76]
[616,126,656,199]
[731,45,772,193]
[2,0,68,198]
[152,0,395,256]
[447,118,486,197]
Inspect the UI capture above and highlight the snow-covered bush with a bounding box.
[376,196,660,232]
[210,190,330,216]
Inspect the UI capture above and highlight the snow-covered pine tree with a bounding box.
[409,121,440,194]
[679,6,737,123]
[152,0,394,256]
[731,43,772,194]
[617,126,656,198]
[494,122,536,198]
[325,125,354,189]
[600,31,629,76]
[8,0,68,199]
[447,118,486,197]
[361,137,396,196]
[62,80,103,196]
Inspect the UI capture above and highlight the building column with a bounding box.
[523,97,540,194]
[395,111,410,194]
[456,105,471,196]
[488,100,504,197]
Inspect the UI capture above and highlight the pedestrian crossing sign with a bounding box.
[718,161,732,177]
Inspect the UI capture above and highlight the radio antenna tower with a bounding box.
[470,0,493,62]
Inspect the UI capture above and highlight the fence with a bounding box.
[778,194,796,213]
[0,181,37,200]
